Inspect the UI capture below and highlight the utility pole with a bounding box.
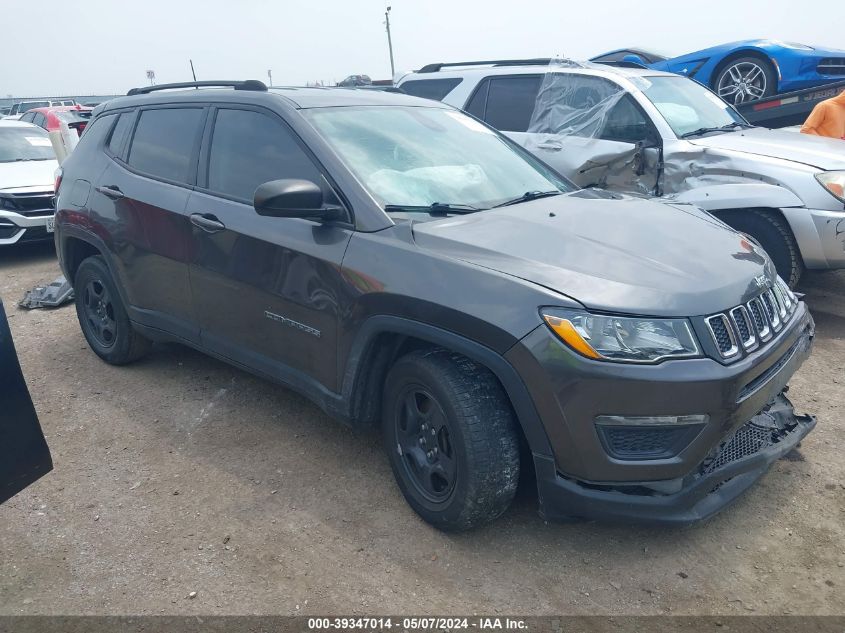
[267,69,273,87]
[384,6,395,78]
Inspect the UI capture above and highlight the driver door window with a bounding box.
[599,95,659,145]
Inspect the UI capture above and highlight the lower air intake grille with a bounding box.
[701,412,797,475]
[818,58,845,75]
[597,425,700,460]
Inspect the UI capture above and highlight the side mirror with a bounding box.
[253,179,343,221]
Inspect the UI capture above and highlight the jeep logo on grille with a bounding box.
[753,275,767,289]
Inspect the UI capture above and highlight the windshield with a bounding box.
[0,127,56,162]
[638,76,746,137]
[304,106,573,209]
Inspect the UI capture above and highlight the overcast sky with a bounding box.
[4,0,843,96]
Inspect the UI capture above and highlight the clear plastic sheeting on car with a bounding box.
[513,58,662,195]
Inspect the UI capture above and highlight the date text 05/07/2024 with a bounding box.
[307,617,528,630]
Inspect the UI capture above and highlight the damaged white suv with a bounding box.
[397,59,845,286]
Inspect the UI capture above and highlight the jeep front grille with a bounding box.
[705,280,797,360]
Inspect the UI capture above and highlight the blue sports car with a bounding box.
[591,40,845,104]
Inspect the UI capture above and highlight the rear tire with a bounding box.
[381,348,520,531]
[718,209,804,288]
[74,255,151,365]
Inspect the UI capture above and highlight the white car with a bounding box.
[397,60,845,286]
[0,120,58,245]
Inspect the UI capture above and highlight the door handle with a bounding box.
[536,142,562,151]
[190,213,226,233]
[95,185,124,200]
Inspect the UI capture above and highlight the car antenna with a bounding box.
[190,59,198,87]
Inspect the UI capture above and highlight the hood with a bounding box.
[0,159,58,192]
[688,127,845,170]
[411,192,776,317]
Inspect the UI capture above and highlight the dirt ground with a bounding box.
[0,242,843,616]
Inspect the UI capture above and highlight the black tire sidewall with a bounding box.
[74,256,136,363]
[382,359,474,525]
[722,211,802,286]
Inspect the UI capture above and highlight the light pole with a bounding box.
[384,6,395,78]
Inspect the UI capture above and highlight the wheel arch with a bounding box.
[341,315,554,458]
[669,182,804,212]
[59,227,132,306]
[710,48,778,90]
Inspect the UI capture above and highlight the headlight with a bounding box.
[541,308,700,363]
[816,171,845,203]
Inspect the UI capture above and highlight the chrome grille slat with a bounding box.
[771,285,788,320]
[705,314,739,358]
[763,290,782,331]
[707,281,797,360]
[729,306,756,350]
[747,297,771,342]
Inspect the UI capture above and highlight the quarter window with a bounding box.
[127,108,203,184]
[206,108,322,202]
[400,78,463,101]
[107,112,134,157]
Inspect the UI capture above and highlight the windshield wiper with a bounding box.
[383,202,481,215]
[679,122,750,139]
[493,190,562,208]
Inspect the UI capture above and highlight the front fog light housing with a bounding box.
[815,171,845,203]
[541,308,700,363]
[595,414,709,426]
[595,414,708,460]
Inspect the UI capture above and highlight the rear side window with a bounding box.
[206,108,322,202]
[107,112,134,157]
[400,78,463,101]
[464,76,543,132]
[127,108,203,184]
[483,76,542,132]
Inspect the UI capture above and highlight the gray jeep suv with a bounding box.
[54,80,815,530]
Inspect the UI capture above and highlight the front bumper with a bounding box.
[806,207,845,269]
[534,393,815,524]
[507,301,815,524]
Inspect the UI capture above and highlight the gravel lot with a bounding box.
[1,242,843,615]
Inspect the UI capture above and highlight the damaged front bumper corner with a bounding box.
[534,393,816,525]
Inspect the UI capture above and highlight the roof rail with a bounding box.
[592,60,648,69]
[417,59,553,73]
[126,80,268,96]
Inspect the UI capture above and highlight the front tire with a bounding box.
[382,349,520,531]
[719,210,804,287]
[74,255,151,364]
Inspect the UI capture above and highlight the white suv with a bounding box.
[396,59,845,287]
[0,120,58,245]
